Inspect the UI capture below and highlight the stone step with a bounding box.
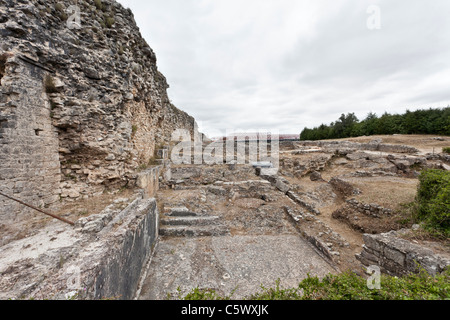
[159,225,230,237]
[161,216,220,226]
[165,207,198,217]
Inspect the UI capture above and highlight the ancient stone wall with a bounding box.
[0,54,61,236]
[0,194,160,300]
[345,198,393,218]
[136,166,161,199]
[296,140,420,154]
[0,0,197,232]
[356,231,450,276]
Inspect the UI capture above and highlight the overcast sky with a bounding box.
[117,0,450,137]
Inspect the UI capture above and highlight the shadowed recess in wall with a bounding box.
[0,54,6,84]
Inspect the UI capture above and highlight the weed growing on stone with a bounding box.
[44,75,58,93]
[105,16,115,28]
[94,0,103,11]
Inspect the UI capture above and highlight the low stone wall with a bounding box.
[346,198,393,218]
[136,166,161,198]
[426,153,450,163]
[297,140,420,154]
[329,178,361,198]
[88,198,159,300]
[356,231,450,277]
[286,191,321,216]
[377,144,420,154]
[255,167,321,215]
[284,206,350,266]
[0,193,159,300]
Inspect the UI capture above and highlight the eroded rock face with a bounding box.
[0,0,197,228]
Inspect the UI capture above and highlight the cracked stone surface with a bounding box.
[138,235,336,300]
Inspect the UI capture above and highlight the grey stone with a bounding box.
[310,171,323,181]
[0,197,159,300]
[207,185,228,197]
[275,178,291,194]
[358,231,450,276]
[384,246,406,266]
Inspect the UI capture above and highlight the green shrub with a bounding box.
[443,147,450,154]
[416,169,450,236]
[55,3,64,12]
[54,3,68,21]
[44,75,58,93]
[131,125,138,135]
[181,268,450,300]
[105,16,115,28]
[94,0,103,10]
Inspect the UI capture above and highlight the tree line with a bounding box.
[300,107,450,141]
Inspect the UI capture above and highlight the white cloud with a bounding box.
[118,0,450,136]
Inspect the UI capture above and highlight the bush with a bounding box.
[105,16,115,28]
[416,169,450,236]
[55,3,64,12]
[94,0,103,10]
[44,75,58,93]
[443,147,450,154]
[181,269,450,300]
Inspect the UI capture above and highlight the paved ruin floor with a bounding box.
[137,234,336,300]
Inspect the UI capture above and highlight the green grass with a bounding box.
[180,268,450,300]
[443,147,450,154]
[171,287,237,301]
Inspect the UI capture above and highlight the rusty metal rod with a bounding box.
[0,191,75,226]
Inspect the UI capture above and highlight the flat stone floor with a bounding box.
[137,234,336,300]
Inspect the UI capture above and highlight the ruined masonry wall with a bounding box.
[357,231,450,277]
[0,56,61,227]
[0,194,160,300]
[0,0,197,237]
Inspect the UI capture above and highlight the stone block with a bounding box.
[275,178,290,194]
[156,149,168,160]
[310,171,323,181]
[384,246,406,266]
[207,185,228,197]
[136,166,161,198]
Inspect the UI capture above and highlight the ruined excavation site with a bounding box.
[1,0,449,301]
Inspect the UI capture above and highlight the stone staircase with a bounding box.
[160,207,230,237]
